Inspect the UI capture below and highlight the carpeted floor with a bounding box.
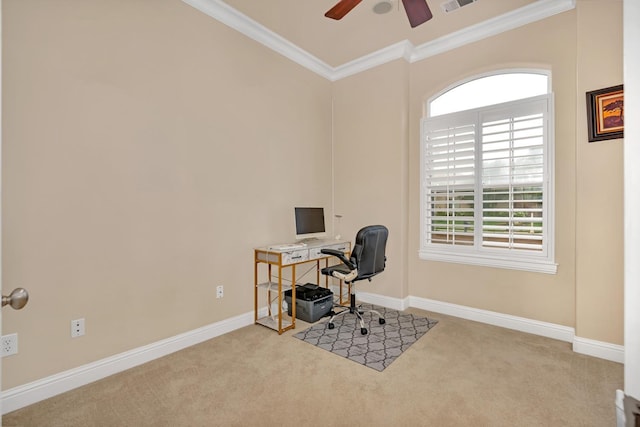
[2,308,624,426]
[294,303,438,371]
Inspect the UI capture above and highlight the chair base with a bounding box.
[327,286,385,335]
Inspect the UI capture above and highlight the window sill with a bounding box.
[419,250,558,274]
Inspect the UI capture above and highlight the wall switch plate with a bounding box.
[216,285,224,298]
[71,318,85,338]
[1,333,18,357]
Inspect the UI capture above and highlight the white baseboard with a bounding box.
[408,296,624,364]
[354,290,410,312]
[2,294,624,414]
[1,311,255,415]
[574,336,625,363]
[409,296,575,342]
[333,292,624,364]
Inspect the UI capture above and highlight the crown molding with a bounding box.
[410,0,576,63]
[181,0,335,79]
[182,0,576,81]
[331,40,415,81]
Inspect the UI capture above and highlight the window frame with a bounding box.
[420,72,557,274]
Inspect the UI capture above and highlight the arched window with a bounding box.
[420,71,556,273]
[428,71,549,116]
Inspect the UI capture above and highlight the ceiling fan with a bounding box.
[325,0,433,28]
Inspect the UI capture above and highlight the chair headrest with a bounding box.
[352,225,388,280]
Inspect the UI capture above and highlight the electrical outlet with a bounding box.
[1,333,18,357]
[216,285,224,299]
[71,318,85,338]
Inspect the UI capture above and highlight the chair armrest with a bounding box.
[320,249,355,270]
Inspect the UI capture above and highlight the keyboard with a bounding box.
[268,243,307,251]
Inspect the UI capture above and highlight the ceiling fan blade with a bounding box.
[325,0,363,20]
[401,0,433,28]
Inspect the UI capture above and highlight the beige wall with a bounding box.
[406,10,579,327]
[2,0,624,393]
[332,60,410,299]
[575,0,624,344]
[2,0,333,388]
[334,1,623,343]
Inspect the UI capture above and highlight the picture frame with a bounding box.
[586,84,624,142]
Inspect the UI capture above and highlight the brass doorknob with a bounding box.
[2,288,29,310]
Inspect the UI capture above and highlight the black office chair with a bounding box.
[320,225,388,335]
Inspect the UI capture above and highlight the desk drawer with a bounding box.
[327,242,350,253]
[309,247,325,260]
[309,243,350,260]
[281,249,309,265]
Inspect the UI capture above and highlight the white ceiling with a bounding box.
[182,0,576,80]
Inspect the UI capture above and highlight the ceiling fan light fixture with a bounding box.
[373,0,393,15]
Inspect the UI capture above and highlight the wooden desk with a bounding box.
[254,239,351,334]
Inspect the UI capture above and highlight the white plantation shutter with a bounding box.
[480,99,547,251]
[421,111,477,247]
[420,94,556,273]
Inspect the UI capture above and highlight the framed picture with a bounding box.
[586,84,624,142]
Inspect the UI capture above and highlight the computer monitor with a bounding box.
[294,207,326,241]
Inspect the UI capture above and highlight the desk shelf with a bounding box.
[254,239,350,334]
[256,281,292,292]
[255,315,293,331]
[255,281,293,333]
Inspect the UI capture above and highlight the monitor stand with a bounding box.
[298,237,321,245]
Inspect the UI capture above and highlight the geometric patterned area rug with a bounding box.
[293,303,438,371]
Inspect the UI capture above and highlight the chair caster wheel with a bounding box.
[361,328,368,335]
[328,323,335,329]
[379,318,386,325]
